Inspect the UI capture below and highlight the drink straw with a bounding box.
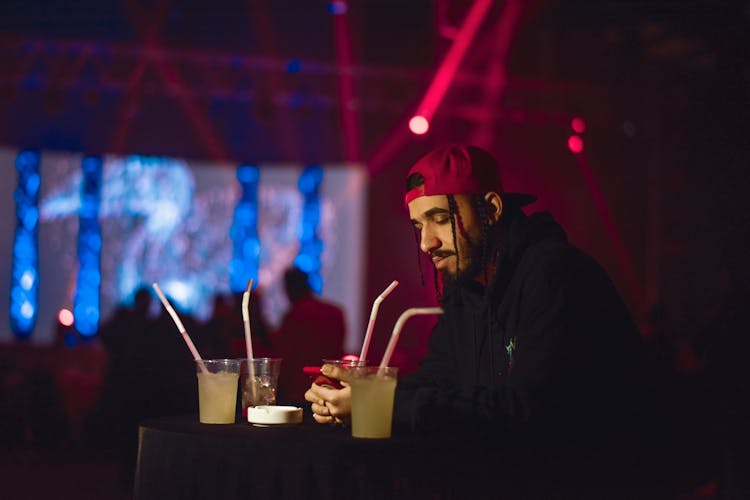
[242,278,257,402]
[152,283,207,373]
[379,307,443,371]
[359,280,399,362]
[242,278,255,362]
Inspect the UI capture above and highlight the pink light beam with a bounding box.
[333,0,360,161]
[409,0,493,133]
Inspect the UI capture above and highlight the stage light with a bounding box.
[327,1,348,15]
[19,269,35,291]
[567,135,584,154]
[409,0,492,136]
[74,156,103,337]
[58,308,74,327]
[10,150,41,338]
[63,331,78,348]
[230,164,260,293]
[286,60,302,74]
[162,281,193,308]
[571,117,586,134]
[409,115,430,135]
[295,166,324,293]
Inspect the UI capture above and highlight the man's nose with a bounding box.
[420,228,440,254]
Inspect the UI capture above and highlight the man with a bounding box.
[274,266,346,404]
[305,144,658,491]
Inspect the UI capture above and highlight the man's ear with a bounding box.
[484,192,503,224]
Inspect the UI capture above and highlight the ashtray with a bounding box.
[247,405,303,426]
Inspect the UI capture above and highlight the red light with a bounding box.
[341,354,360,361]
[408,115,429,135]
[567,135,584,154]
[58,308,74,327]
[571,117,586,134]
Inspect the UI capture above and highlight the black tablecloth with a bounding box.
[134,412,714,500]
[135,414,524,500]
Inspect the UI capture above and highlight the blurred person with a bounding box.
[274,267,346,404]
[201,294,235,358]
[306,144,667,494]
[88,286,196,488]
[52,320,107,445]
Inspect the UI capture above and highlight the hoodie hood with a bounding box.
[441,211,568,303]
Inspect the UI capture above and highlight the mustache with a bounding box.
[430,250,455,259]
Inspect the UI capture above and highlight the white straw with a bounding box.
[379,307,443,370]
[152,282,206,373]
[359,280,399,362]
[242,278,255,362]
[242,278,257,402]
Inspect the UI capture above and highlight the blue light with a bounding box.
[19,270,35,290]
[10,150,41,338]
[63,331,78,348]
[286,60,301,74]
[22,206,39,229]
[327,1,348,15]
[73,156,103,337]
[296,165,324,294]
[297,165,324,193]
[230,164,261,292]
[237,164,260,183]
[20,301,34,319]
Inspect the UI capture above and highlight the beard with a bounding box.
[437,240,485,290]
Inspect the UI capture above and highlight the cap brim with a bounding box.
[503,193,537,207]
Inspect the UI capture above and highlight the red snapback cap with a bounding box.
[404,144,536,207]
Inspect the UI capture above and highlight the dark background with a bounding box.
[0,1,748,497]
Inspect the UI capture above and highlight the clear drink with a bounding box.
[349,366,398,439]
[241,374,277,406]
[238,358,282,418]
[196,359,240,424]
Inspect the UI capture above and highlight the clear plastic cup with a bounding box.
[349,366,398,439]
[196,359,240,424]
[238,357,282,419]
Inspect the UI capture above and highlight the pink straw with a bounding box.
[359,280,399,362]
[379,307,443,370]
[241,278,257,401]
[241,278,255,362]
[152,283,207,373]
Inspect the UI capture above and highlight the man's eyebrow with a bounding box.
[423,207,450,218]
[411,207,450,224]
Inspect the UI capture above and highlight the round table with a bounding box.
[133,413,527,500]
[134,412,710,499]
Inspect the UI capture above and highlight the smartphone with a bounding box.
[302,366,343,389]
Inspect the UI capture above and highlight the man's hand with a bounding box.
[304,364,352,425]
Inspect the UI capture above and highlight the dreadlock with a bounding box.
[427,194,461,302]
[446,194,460,275]
[412,224,424,286]
[407,173,426,287]
[470,194,495,286]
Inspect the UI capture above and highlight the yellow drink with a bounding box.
[350,367,398,438]
[197,370,239,424]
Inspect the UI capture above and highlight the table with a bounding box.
[134,413,547,500]
[134,412,708,500]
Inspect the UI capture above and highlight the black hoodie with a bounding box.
[393,211,650,446]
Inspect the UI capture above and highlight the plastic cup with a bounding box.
[196,359,240,424]
[303,358,366,389]
[349,366,398,439]
[318,358,365,389]
[238,358,282,419]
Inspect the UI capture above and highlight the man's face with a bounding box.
[408,194,483,280]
